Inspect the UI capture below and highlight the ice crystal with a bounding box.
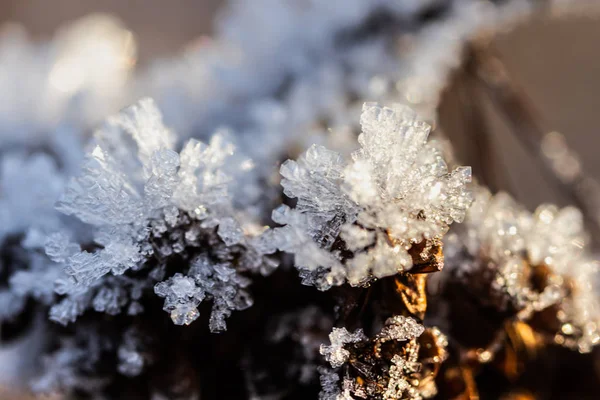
[383,354,413,400]
[527,204,588,273]
[317,367,347,400]
[318,317,439,399]
[30,334,106,394]
[0,17,135,333]
[140,0,559,167]
[49,98,276,330]
[154,274,204,325]
[320,327,366,368]
[0,154,66,242]
[275,103,472,289]
[377,316,425,343]
[0,0,598,398]
[155,255,254,331]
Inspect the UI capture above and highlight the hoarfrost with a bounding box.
[275,103,472,289]
[444,185,600,352]
[320,327,366,368]
[49,98,275,330]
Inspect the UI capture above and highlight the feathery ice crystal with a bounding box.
[274,103,472,289]
[50,98,276,331]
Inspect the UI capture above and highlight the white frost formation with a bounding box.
[444,185,600,352]
[50,98,275,331]
[320,327,366,369]
[274,103,472,289]
[319,316,431,400]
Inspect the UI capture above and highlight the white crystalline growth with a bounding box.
[50,98,273,327]
[377,315,425,343]
[445,185,600,352]
[56,98,177,228]
[55,98,213,287]
[154,255,255,331]
[318,317,429,399]
[0,153,67,242]
[154,273,205,326]
[320,327,366,368]
[445,187,554,310]
[0,153,73,322]
[274,103,472,289]
[526,204,600,352]
[29,335,106,394]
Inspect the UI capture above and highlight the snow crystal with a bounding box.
[0,153,65,242]
[0,1,595,398]
[383,354,412,400]
[217,217,244,246]
[317,366,342,400]
[527,205,587,273]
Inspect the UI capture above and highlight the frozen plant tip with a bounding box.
[50,98,276,331]
[274,103,472,289]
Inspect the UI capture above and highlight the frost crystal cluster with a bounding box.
[51,98,274,331]
[0,15,136,331]
[0,0,599,399]
[442,185,600,352]
[320,327,366,368]
[274,103,472,289]
[318,316,446,400]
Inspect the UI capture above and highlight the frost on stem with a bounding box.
[377,315,425,343]
[443,185,600,353]
[50,98,276,331]
[274,103,472,289]
[320,327,366,368]
[318,316,446,399]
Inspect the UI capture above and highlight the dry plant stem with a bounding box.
[470,46,600,243]
[456,62,507,193]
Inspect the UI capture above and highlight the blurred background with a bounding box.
[0,0,219,63]
[1,0,597,210]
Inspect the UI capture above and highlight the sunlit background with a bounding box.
[2,0,598,208]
